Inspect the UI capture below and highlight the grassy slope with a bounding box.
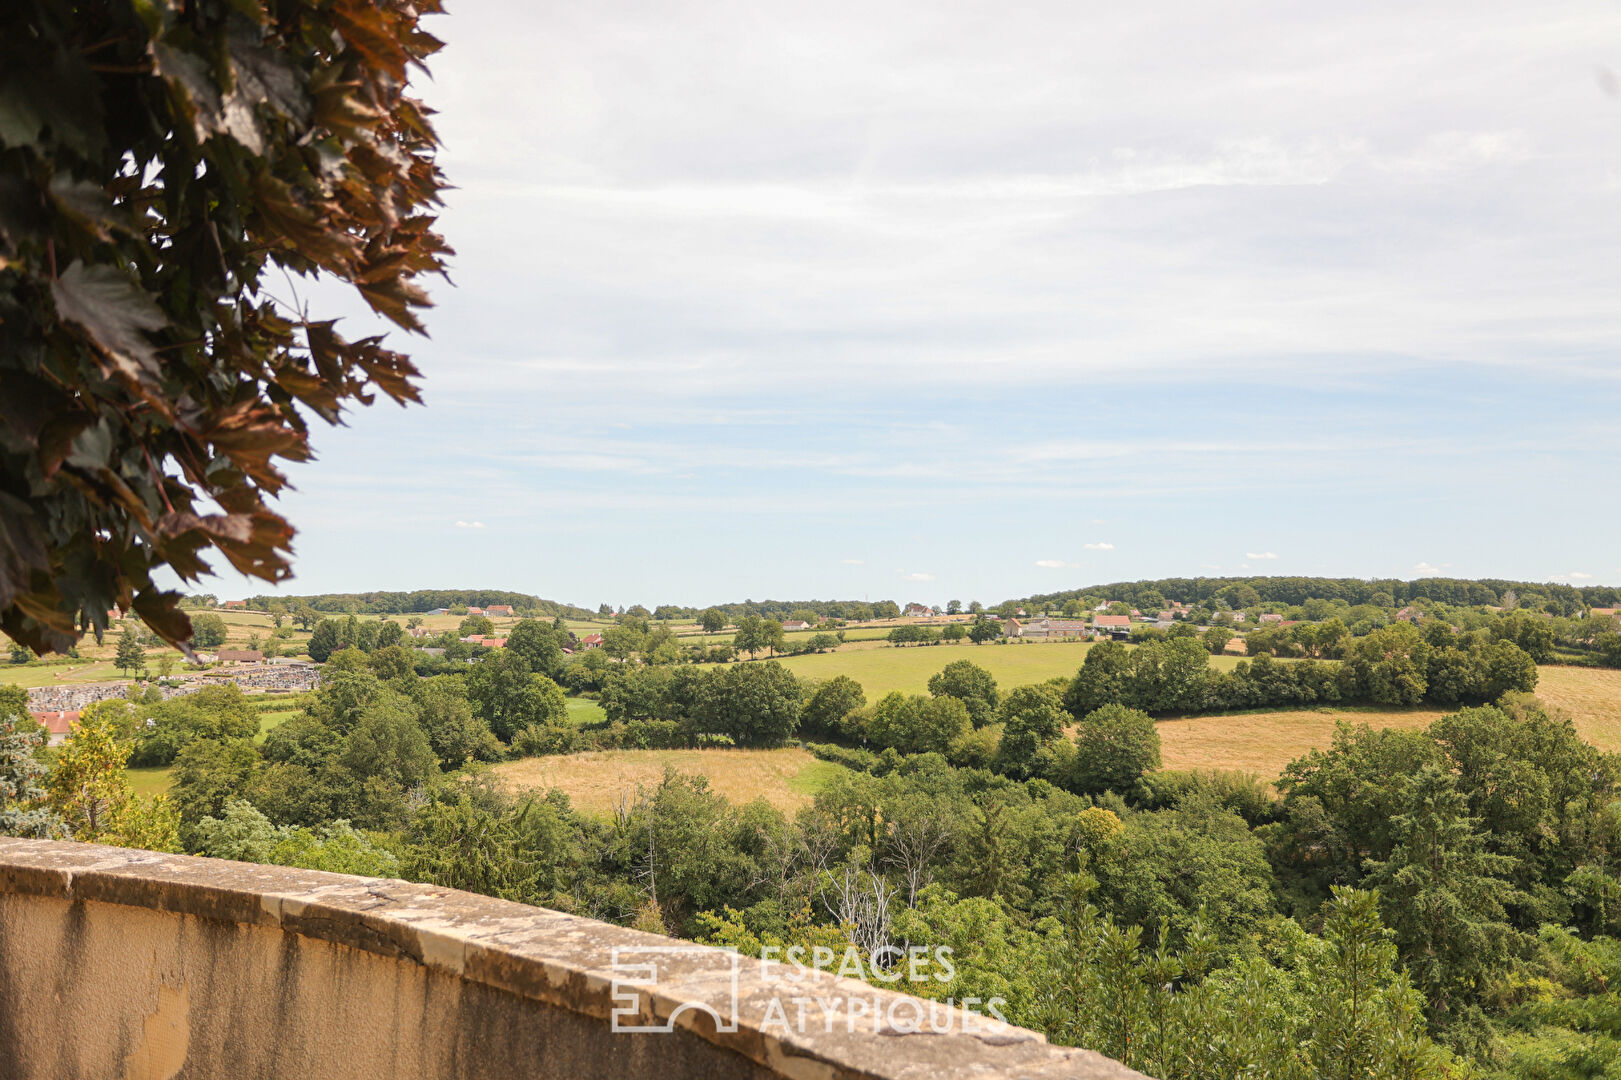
[1534,665,1621,752]
[566,697,608,726]
[1157,665,1621,779]
[1156,707,1446,779]
[493,748,844,816]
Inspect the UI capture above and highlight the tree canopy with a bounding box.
[0,0,448,654]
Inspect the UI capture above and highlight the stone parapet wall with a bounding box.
[0,839,1143,1080]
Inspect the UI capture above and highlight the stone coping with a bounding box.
[0,838,1142,1080]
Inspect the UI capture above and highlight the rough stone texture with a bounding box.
[0,839,1146,1080]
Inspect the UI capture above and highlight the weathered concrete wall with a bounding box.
[0,839,1144,1080]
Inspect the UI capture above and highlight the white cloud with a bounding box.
[841,558,864,565]
[455,520,486,529]
[1246,552,1279,560]
[899,571,936,583]
[1412,561,1452,574]
[1554,571,1595,581]
[1035,559,1080,569]
[1083,542,1115,551]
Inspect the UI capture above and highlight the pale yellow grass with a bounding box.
[1532,666,1621,752]
[1155,666,1621,778]
[493,748,842,816]
[1156,708,1445,779]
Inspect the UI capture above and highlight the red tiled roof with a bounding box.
[30,711,78,736]
[1094,615,1132,628]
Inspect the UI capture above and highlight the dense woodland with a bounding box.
[6,590,1621,1078]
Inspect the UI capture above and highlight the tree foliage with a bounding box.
[0,0,448,654]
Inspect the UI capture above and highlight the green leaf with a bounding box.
[50,261,167,381]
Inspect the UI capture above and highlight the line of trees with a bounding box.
[1013,575,1601,618]
[242,590,595,620]
[1064,626,1538,718]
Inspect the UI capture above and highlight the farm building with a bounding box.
[1013,618,1088,640]
[215,649,264,664]
[781,620,811,631]
[485,605,515,617]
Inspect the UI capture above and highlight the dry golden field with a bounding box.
[493,748,844,816]
[1155,665,1621,779]
[1532,665,1621,752]
[1156,708,1446,779]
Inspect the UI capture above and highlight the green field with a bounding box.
[566,697,608,725]
[126,766,174,798]
[255,709,301,743]
[716,640,1246,698]
[0,660,120,687]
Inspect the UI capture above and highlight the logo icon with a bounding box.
[609,945,742,1034]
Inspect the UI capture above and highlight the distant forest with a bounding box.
[225,576,1618,624]
[1010,576,1611,617]
[236,590,597,620]
[629,576,1617,621]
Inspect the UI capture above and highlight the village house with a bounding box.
[1592,607,1620,620]
[1395,606,1421,623]
[222,600,246,610]
[903,603,932,618]
[480,637,508,648]
[580,633,604,649]
[465,606,485,616]
[485,605,515,617]
[781,620,811,631]
[1017,618,1088,640]
[30,710,78,747]
[1258,613,1284,625]
[408,626,435,638]
[1092,614,1132,638]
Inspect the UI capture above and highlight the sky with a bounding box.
[209,0,1621,609]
